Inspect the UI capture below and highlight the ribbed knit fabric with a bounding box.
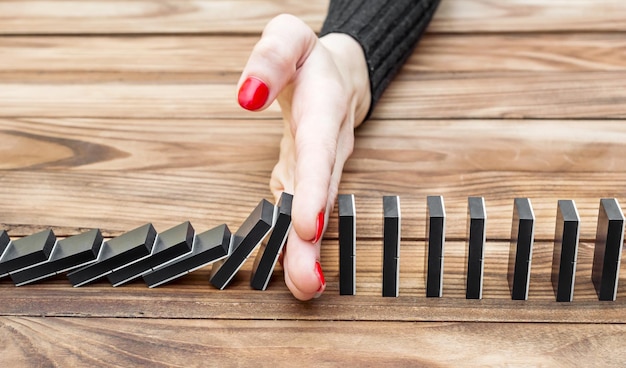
[320,0,440,118]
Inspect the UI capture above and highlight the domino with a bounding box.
[67,223,157,287]
[337,194,356,296]
[466,197,486,299]
[0,230,11,265]
[383,195,401,297]
[210,199,275,290]
[143,224,232,288]
[508,198,535,300]
[107,221,194,286]
[250,192,293,291]
[551,200,580,302]
[592,198,624,301]
[0,229,56,278]
[425,195,445,298]
[11,229,103,286]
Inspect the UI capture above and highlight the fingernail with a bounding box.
[312,211,324,244]
[313,261,326,298]
[238,76,269,111]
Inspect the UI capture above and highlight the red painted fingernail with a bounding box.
[312,211,324,244]
[314,261,326,293]
[238,76,269,111]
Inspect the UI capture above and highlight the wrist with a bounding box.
[319,33,371,127]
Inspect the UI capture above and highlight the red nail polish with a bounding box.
[238,76,269,111]
[314,261,326,292]
[312,211,324,244]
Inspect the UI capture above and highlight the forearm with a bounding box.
[320,0,441,118]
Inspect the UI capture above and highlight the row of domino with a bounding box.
[0,193,293,290]
[337,195,624,302]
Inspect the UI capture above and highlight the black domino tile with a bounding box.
[383,195,400,297]
[508,198,535,300]
[67,223,157,287]
[0,229,56,277]
[551,200,580,302]
[107,221,194,286]
[250,192,293,291]
[210,199,275,290]
[592,198,624,301]
[426,195,445,298]
[466,197,486,300]
[11,229,103,286]
[143,224,231,288]
[0,231,11,265]
[337,194,356,296]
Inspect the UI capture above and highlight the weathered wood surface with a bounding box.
[1,169,625,240]
[1,119,624,239]
[1,31,624,120]
[2,317,625,367]
[2,33,626,77]
[0,240,624,324]
[0,0,624,35]
[1,73,624,119]
[1,0,625,365]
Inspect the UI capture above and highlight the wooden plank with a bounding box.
[1,119,625,239]
[375,71,626,120]
[1,317,625,366]
[409,33,626,73]
[0,0,625,35]
[1,71,626,119]
[0,0,327,35]
[1,33,625,79]
[3,118,625,173]
[0,118,283,171]
[0,82,277,119]
[0,169,625,240]
[433,0,626,33]
[0,240,625,323]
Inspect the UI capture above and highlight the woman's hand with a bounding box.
[237,14,370,300]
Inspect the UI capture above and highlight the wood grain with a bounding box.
[1,33,625,80]
[0,0,327,35]
[1,317,625,367]
[4,118,626,173]
[1,170,625,240]
[1,119,625,239]
[2,71,625,119]
[0,118,283,171]
[0,0,625,35]
[376,71,626,119]
[0,240,625,323]
[1,0,625,361]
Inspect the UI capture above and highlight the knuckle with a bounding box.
[253,38,294,72]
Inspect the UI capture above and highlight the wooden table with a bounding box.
[1,0,625,366]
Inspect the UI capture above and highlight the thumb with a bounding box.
[237,14,317,111]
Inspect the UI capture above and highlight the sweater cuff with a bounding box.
[319,0,440,120]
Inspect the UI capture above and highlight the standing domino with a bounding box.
[466,197,486,300]
[508,198,535,300]
[552,200,580,302]
[592,198,624,301]
[383,196,401,297]
[338,194,356,296]
[425,195,445,298]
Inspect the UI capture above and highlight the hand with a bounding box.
[237,14,371,300]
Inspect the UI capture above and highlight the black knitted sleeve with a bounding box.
[319,0,440,117]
